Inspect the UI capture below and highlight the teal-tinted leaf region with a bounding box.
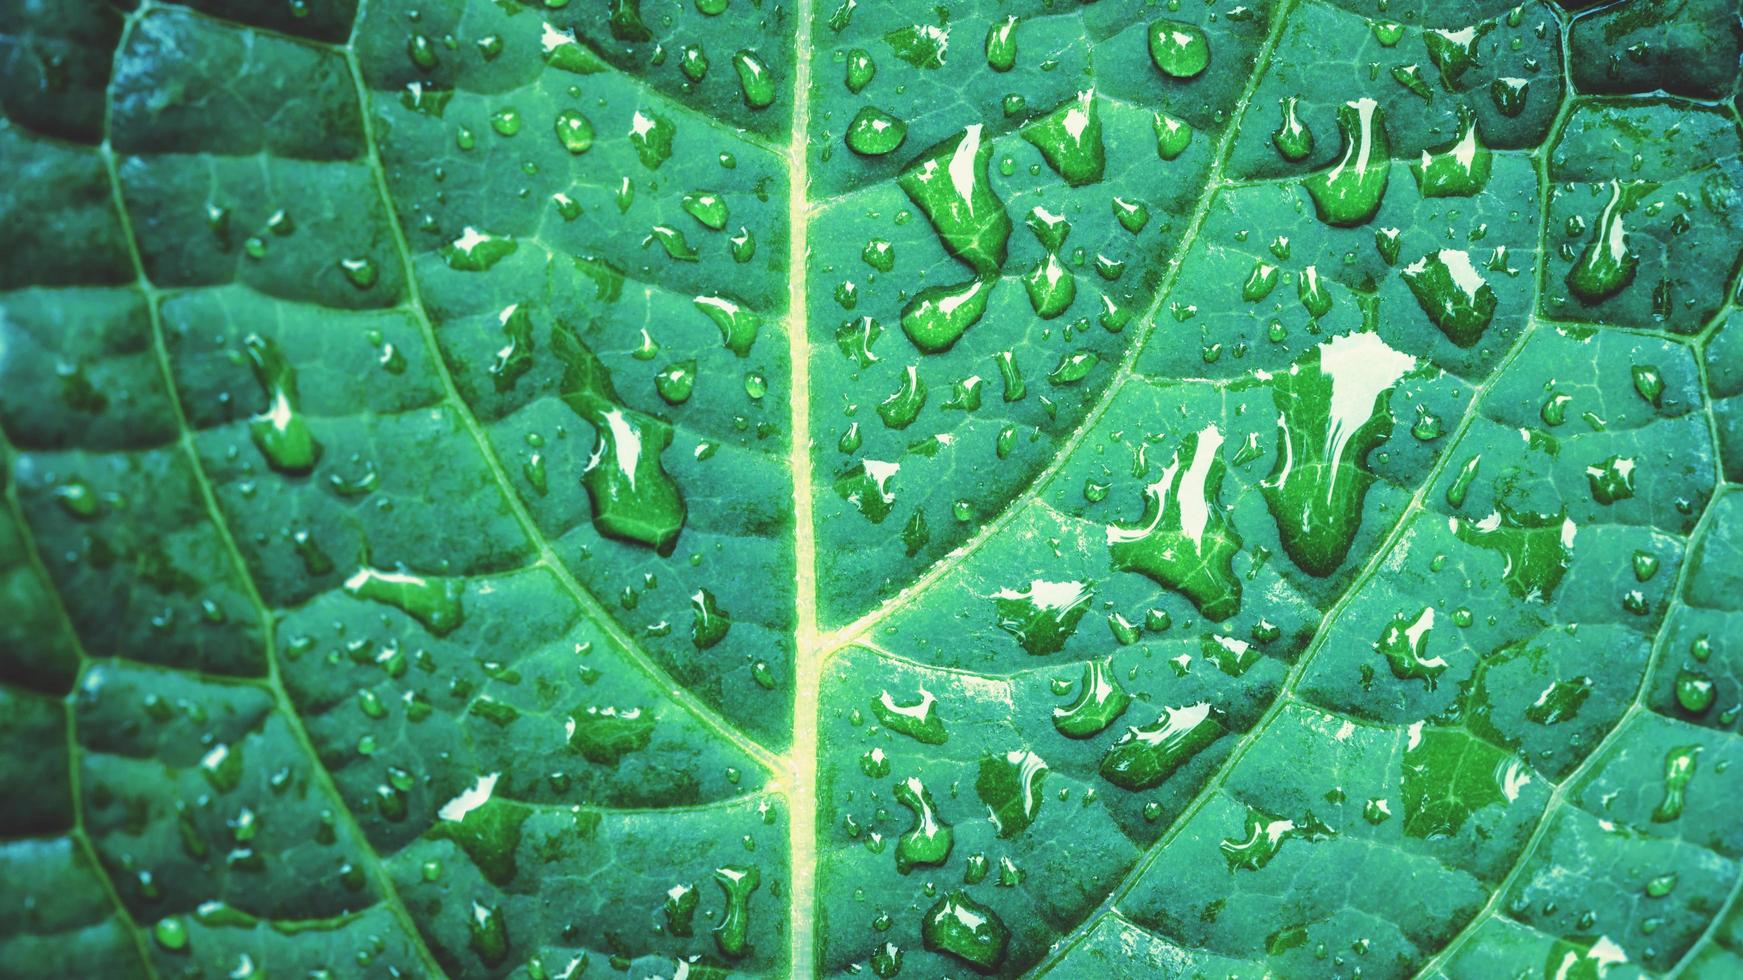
[1,0,1741,978]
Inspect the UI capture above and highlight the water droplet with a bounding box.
[1567,180,1653,304]
[1304,99,1390,227]
[344,567,465,635]
[1651,745,1701,822]
[731,50,775,108]
[899,125,1010,278]
[993,579,1091,655]
[1273,96,1313,162]
[977,750,1048,837]
[1298,265,1332,317]
[1020,90,1105,187]
[1220,806,1331,870]
[1585,454,1636,505]
[628,110,676,170]
[681,190,728,230]
[901,278,992,354]
[552,323,686,554]
[441,225,516,271]
[871,687,947,743]
[691,588,731,649]
[893,776,953,872]
[568,705,655,764]
[835,460,899,523]
[1109,425,1244,619]
[1262,332,1416,576]
[1375,607,1444,686]
[1100,702,1226,790]
[1052,660,1130,737]
[656,360,697,404]
[877,365,927,429]
[1153,112,1193,160]
[1023,253,1076,318]
[243,334,320,475]
[693,294,761,356]
[922,891,1009,971]
[845,107,908,156]
[1411,107,1491,197]
[985,16,1018,71]
[1148,20,1209,78]
[1401,248,1497,347]
[845,48,875,92]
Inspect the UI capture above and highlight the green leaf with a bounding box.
[1,0,1740,977]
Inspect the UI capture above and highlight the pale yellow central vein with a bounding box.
[784,1,819,974]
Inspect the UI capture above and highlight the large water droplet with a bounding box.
[1108,425,1244,620]
[1262,332,1415,576]
[242,334,320,475]
[1304,99,1390,227]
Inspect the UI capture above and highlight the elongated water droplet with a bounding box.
[1651,745,1700,822]
[985,16,1018,71]
[694,294,761,355]
[552,323,685,554]
[691,588,731,649]
[877,365,927,429]
[345,567,464,636]
[1567,179,1653,303]
[1298,265,1332,317]
[243,334,321,475]
[893,776,953,872]
[711,865,761,958]
[1109,425,1244,619]
[901,277,992,354]
[1100,702,1226,790]
[1304,99,1390,227]
[977,750,1048,837]
[845,48,875,92]
[899,125,1011,278]
[1401,248,1497,347]
[1273,95,1313,162]
[1262,332,1415,576]
[731,50,775,108]
[467,900,509,967]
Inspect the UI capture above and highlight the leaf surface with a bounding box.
[2,0,1742,977]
